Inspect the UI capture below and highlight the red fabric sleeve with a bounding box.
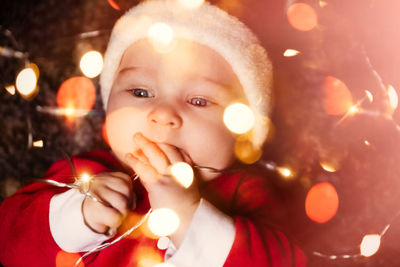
[0,150,118,267]
[223,217,306,267]
[221,172,307,267]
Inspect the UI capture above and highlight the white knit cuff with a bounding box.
[165,199,235,267]
[49,189,113,252]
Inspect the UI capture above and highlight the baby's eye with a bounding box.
[188,97,209,107]
[130,88,154,98]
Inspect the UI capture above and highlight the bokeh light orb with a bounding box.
[178,0,204,8]
[323,76,353,115]
[360,234,381,257]
[305,182,339,223]
[287,3,318,31]
[148,208,180,237]
[147,23,175,53]
[157,236,170,250]
[16,67,38,97]
[55,251,84,267]
[223,103,255,134]
[234,137,262,164]
[169,162,194,188]
[80,50,103,78]
[56,76,96,114]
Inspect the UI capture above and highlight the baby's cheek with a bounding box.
[105,107,139,162]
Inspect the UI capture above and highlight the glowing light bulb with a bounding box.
[169,162,194,188]
[364,140,371,146]
[223,103,255,134]
[388,85,398,113]
[283,49,300,57]
[320,161,337,173]
[148,23,174,53]
[33,140,44,148]
[78,173,92,193]
[365,90,373,103]
[80,50,103,78]
[5,85,16,95]
[64,107,75,117]
[80,173,92,183]
[16,67,38,96]
[178,0,204,8]
[277,166,294,179]
[148,208,180,237]
[360,234,381,257]
[157,236,170,250]
[348,105,359,115]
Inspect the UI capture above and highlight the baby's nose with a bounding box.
[147,104,182,128]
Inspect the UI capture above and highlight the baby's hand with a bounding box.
[125,132,200,246]
[82,172,135,234]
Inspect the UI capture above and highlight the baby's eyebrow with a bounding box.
[118,66,145,75]
[199,76,231,91]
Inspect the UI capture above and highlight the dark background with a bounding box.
[1,0,400,266]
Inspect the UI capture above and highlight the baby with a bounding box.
[0,1,306,266]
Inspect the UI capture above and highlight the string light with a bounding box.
[32,140,44,148]
[360,234,381,257]
[79,50,103,78]
[169,162,194,188]
[283,49,300,57]
[319,161,338,173]
[277,166,294,179]
[365,90,374,103]
[148,208,180,237]
[5,85,16,95]
[387,84,398,114]
[15,67,38,97]
[223,103,255,134]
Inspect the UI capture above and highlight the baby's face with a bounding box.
[105,38,245,180]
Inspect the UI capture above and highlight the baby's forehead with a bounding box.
[117,38,243,91]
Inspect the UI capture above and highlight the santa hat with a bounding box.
[100,0,273,149]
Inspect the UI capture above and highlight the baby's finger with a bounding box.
[133,133,170,173]
[157,144,185,165]
[92,186,130,217]
[125,153,161,184]
[100,173,133,199]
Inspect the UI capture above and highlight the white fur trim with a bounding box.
[164,199,235,267]
[49,189,112,252]
[100,0,272,148]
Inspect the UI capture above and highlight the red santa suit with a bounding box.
[0,150,306,267]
